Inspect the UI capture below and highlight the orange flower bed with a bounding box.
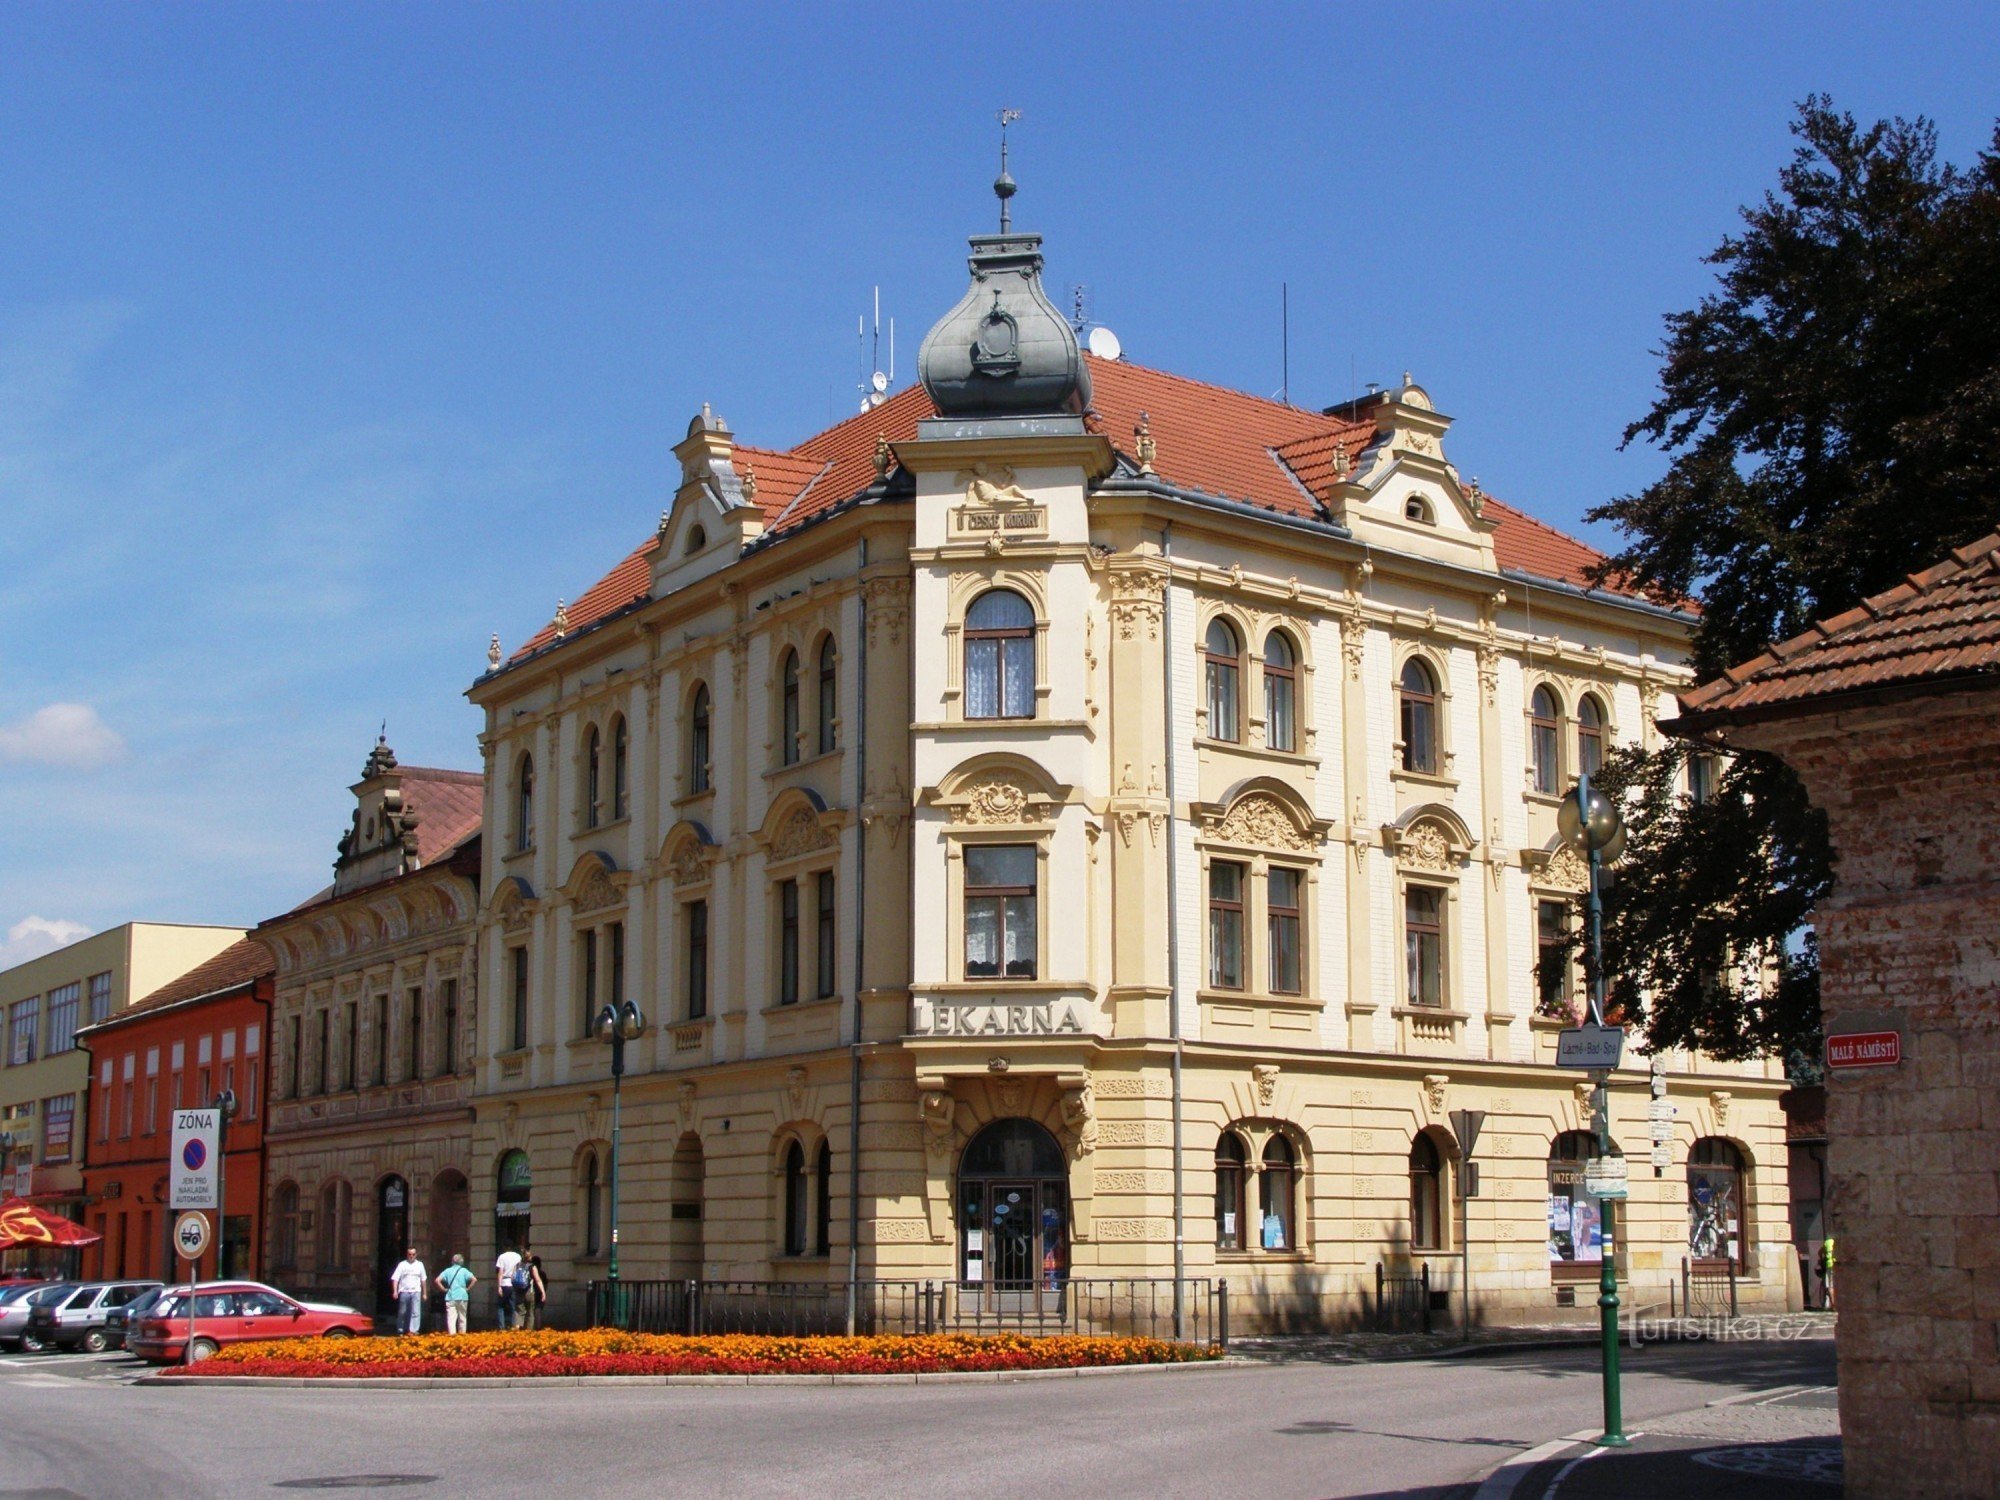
[171,1329,1221,1379]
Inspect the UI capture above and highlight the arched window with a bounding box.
[685,524,706,555]
[514,754,535,852]
[495,1149,531,1254]
[1204,619,1242,742]
[1548,1130,1618,1267]
[584,726,603,829]
[782,1140,811,1257]
[1689,1138,1748,1270]
[581,1150,603,1258]
[1214,1133,1248,1250]
[1264,631,1297,752]
[1259,1136,1297,1251]
[957,1119,1068,1290]
[816,638,838,755]
[689,684,711,792]
[964,590,1035,719]
[1404,495,1434,524]
[815,1140,833,1258]
[780,649,801,765]
[1409,1134,1445,1250]
[611,717,629,820]
[273,1183,300,1271]
[1577,695,1605,780]
[1530,686,1561,794]
[1399,658,1439,774]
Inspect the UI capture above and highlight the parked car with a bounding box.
[128,1282,371,1364]
[25,1280,163,1353]
[0,1283,73,1351]
[103,1285,168,1351]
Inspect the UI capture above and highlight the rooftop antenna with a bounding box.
[859,287,892,411]
[995,108,1021,232]
[1282,282,1290,406]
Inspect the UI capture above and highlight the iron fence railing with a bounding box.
[587,1276,1226,1346]
[1375,1261,1433,1333]
[1682,1255,1739,1319]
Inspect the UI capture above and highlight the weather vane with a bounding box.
[995,108,1021,232]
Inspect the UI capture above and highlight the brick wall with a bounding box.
[1746,690,2000,1498]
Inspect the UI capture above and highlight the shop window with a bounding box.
[964,590,1036,719]
[1536,899,1574,1018]
[1548,1131,1618,1268]
[1399,659,1439,774]
[1530,686,1561,794]
[1204,619,1242,742]
[817,637,838,755]
[964,845,1037,980]
[1208,861,1246,990]
[1214,1132,1248,1250]
[1689,1138,1748,1270]
[1409,1133,1445,1250]
[689,684,712,792]
[1259,1136,1296,1251]
[513,754,535,852]
[1263,631,1298,752]
[780,649,802,765]
[1404,885,1446,1008]
[1268,867,1303,995]
[495,1151,531,1255]
[1577,694,1605,780]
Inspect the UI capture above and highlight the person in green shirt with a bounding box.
[1818,1235,1835,1310]
[434,1253,477,1334]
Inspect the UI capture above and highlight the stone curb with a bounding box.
[133,1357,1246,1390]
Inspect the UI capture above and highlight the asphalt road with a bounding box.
[0,1339,1836,1500]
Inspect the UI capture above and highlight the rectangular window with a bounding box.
[9,997,39,1066]
[372,995,388,1086]
[143,1077,158,1135]
[441,979,459,1075]
[342,1004,357,1091]
[815,873,836,1000]
[1208,862,1246,990]
[197,1067,210,1106]
[510,948,529,1052]
[290,1016,303,1099]
[686,901,709,1019]
[1268,867,1303,995]
[1689,753,1717,805]
[1536,900,1573,1018]
[87,972,112,1024]
[1405,886,1446,1008]
[609,922,625,1012]
[581,929,600,1038]
[44,982,81,1056]
[96,1075,112,1143]
[778,881,800,1005]
[119,1079,134,1138]
[406,986,423,1082]
[42,1095,74,1165]
[245,1061,260,1120]
[963,845,1037,980]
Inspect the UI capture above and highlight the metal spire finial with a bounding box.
[994,109,1021,232]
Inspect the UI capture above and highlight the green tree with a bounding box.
[1585,99,2000,1061]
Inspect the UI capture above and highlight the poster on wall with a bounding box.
[1572,1198,1604,1262]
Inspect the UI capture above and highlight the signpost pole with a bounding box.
[1585,821,1626,1448]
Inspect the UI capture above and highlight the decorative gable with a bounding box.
[650,406,765,597]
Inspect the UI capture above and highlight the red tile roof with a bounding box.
[103,938,272,1025]
[398,767,484,866]
[1676,533,2000,726]
[507,356,1651,663]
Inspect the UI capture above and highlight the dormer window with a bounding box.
[1405,495,1434,525]
[685,525,706,556]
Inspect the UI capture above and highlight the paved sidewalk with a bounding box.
[1231,1311,1835,1365]
[1479,1383,1840,1498]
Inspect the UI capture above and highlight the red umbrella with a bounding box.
[0,1198,101,1248]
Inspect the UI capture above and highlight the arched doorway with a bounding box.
[666,1134,704,1281]
[495,1150,531,1257]
[958,1119,1068,1308]
[430,1169,470,1268]
[375,1176,409,1317]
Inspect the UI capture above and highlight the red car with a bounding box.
[127,1281,371,1363]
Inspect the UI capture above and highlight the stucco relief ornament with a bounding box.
[676,1081,696,1132]
[1709,1091,1732,1130]
[572,866,622,916]
[1107,572,1164,641]
[1422,1074,1449,1114]
[960,778,1031,826]
[1252,1064,1280,1109]
[1478,641,1501,706]
[919,1091,956,1161]
[1339,615,1365,681]
[960,465,1031,507]
[770,806,835,861]
[1401,820,1453,873]
[1060,1084,1097,1158]
[1213,793,1313,854]
[666,839,712,888]
[1542,841,1590,893]
[993,1077,1026,1115]
[785,1066,808,1117]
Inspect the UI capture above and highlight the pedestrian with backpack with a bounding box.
[434,1254,476,1334]
[515,1245,543,1329]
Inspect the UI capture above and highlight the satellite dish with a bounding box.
[870,370,889,394]
[1087,326,1123,361]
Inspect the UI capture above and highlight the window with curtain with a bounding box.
[1536,900,1573,1017]
[1689,752,1718,805]
[964,590,1035,719]
[690,684,712,792]
[778,880,800,1005]
[1530,686,1561,793]
[1260,1136,1296,1250]
[514,754,535,851]
[817,638,837,754]
[611,717,629,819]
[815,873,836,999]
[1208,861,1245,989]
[1263,631,1297,752]
[780,649,801,765]
[1409,1133,1444,1250]
[1577,695,1605,780]
[44,982,80,1056]
[964,845,1037,979]
[1204,619,1241,741]
[1399,659,1439,773]
[584,725,602,828]
[1214,1133,1247,1250]
[1268,867,1302,994]
[1405,885,1445,1007]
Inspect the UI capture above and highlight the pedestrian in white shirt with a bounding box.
[390,1247,428,1335]
[495,1247,523,1330]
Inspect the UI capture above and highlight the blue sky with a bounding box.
[1,2,1995,962]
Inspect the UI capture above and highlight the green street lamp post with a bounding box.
[1558,772,1628,1448]
[594,999,645,1319]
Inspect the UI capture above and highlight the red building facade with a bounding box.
[75,940,274,1284]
